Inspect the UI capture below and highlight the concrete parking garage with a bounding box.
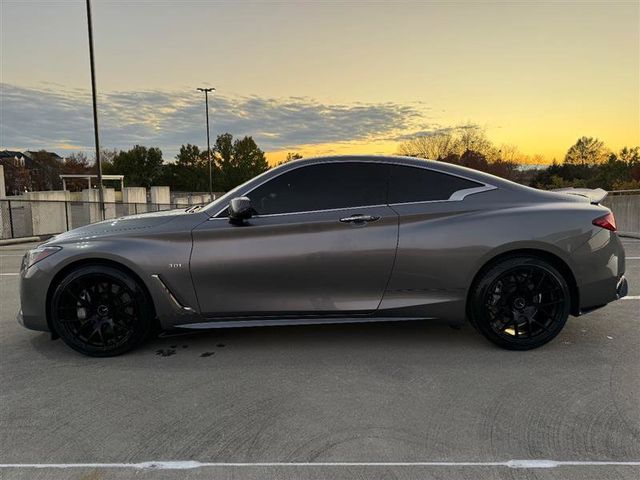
[1,239,638,480]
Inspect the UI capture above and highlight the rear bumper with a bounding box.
[573,229,626,313]
[616,275,628,299]
[576,275,628,316]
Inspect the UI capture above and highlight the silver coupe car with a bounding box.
[18,156,628,356]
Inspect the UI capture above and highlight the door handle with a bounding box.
[339,214,381,224]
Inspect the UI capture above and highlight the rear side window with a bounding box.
[247,162,388,215]
[388,165,481,203]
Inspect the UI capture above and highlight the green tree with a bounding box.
[565,137,608,166]
[169,144,215,191]
[214,134,269,191]
[617,146,640,166]
[105,145,164,188]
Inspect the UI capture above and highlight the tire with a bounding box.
[468,256,571,350]
[50,265,154,357]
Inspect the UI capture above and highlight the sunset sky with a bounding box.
[1,0,638,164]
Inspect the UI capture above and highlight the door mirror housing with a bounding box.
[228,197,253,225]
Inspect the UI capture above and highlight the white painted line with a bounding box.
[0,254,24,257]
[0,273,19,276]
[0,460,639,470]
[627,256,640,260]
[622,295,640,300]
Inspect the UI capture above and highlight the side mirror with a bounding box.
[228,197,253,225]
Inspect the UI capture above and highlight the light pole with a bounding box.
[86,0,105,219]
[197,87,215,197]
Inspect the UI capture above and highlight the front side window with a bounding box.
[388,165,481,203]
[246,162,388,215]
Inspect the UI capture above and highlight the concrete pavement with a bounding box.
[1,240,639,480]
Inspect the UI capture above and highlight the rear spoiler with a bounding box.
[551,187,608,205]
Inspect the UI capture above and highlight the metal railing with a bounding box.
[0,198,195,240]
[607,189,640,196]
[602,190,640,234]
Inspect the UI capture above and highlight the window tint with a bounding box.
[246,163,388,215]
[388,165,481,203]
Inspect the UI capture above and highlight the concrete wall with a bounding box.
[22,190,71,235]
[150,186,171,207]
[122,187,147,214]
[82,189,101,225]
[104,188,116,219]
[0,165,5,198]
[81,188,116,224]
[603,194,640,235]
[189,195,205,205]
[174,196,189,207]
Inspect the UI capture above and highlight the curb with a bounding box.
[0,236,49,246]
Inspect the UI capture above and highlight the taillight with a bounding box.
[592,212,617,231]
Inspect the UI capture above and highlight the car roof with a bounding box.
[203,154,555,215]
[276,154,512,187]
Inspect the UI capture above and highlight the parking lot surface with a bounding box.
[1,239,639,480]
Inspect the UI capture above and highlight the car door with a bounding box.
[190,161,399,318]
[380,163,490,317]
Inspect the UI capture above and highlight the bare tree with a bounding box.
[398,131,456,159]
[454,125,493,157]
[498,144,525,164]
[398,124,496,160]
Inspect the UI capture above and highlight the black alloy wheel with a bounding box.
[50,265,153,356]
[469,256,571,350]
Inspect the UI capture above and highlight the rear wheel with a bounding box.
[50,265,153,357]
[469,256,570,350]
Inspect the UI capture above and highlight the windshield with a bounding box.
[201,167,277,216]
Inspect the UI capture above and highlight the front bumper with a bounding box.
[18,263,52,332]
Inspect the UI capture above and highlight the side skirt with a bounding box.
[175,316,435,330]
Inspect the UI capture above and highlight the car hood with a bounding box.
[46,208,203,243]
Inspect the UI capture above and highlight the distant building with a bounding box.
[0,149,66,192]
[23,150,65,163]
[0,150,28,167]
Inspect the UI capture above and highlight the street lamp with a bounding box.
[86,0,105,220]
[197,87,215,197]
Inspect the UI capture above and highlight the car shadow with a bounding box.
[28,319,490,361]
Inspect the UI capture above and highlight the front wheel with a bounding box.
[468,257,571,350]
[50,265,154,357]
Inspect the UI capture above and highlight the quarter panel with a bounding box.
[382,198,601,322]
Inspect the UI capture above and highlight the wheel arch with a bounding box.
[45,258,158,335]
[466,247,580,317]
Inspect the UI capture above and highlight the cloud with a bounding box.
[0,83,436,158]
[390,123,483,142]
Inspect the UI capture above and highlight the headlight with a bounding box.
[21,246,62,271]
